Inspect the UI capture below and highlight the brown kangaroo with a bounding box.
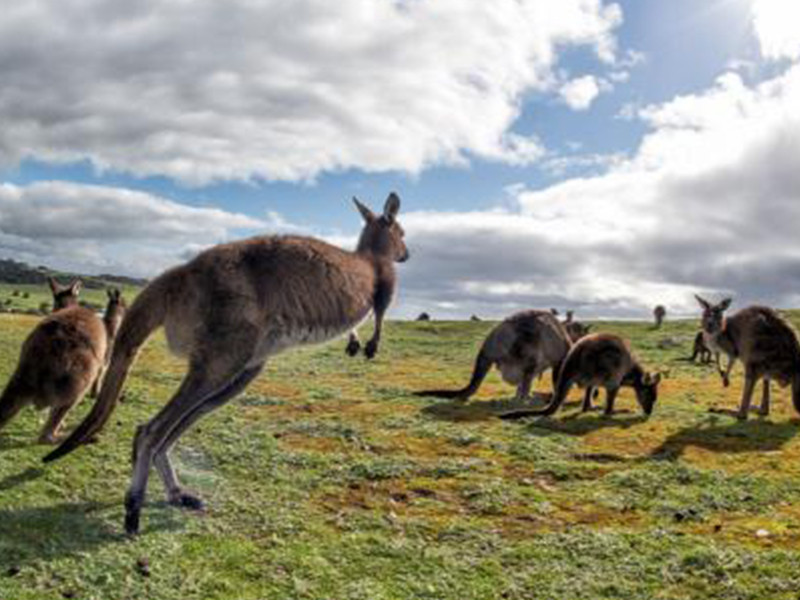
[0,280,123,443]
[89,288,127,398]
[500,333,661,419]
[653,305,666,329]
[565,320,592,343]
[45,193,408,536]
[414,310,572,402]
[695,296,800,419]
[689,331,713,365]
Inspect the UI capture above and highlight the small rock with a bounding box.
[713,524,723,533]
[6,565,20,577]
[755,529,770,538]
[62,591,76,599]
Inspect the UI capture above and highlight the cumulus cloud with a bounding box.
[0,181,263,276]
[559,75,603,110]
[0,0,623,185]
[395,63,800,319]
[752,0,800,60]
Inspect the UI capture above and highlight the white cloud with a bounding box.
[0,0,623,185]
[395,62,800,319]
[0,181,263,276]
[559,75,603,110]
[752,0,800,60]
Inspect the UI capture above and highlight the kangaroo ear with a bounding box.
[48,276,60,293]
[352,197,375,223]
[107,288,114,299]
[652,373,662,385]
[383,192,401,223]
[695,294,711,310]
[69,279,82,296]
[719,297,732,311]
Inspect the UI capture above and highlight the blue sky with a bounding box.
[1,0,799,318]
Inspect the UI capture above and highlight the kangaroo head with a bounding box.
[636,371,662,416]
[48,277,82,311]
[354,192,409,263]
[695,295,731,335]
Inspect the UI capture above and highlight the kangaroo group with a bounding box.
[0,191,798,536]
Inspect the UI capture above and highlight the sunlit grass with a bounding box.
[2,309,800,599]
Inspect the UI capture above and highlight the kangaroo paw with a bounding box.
[345,339,361,357]
[168,490,205,512]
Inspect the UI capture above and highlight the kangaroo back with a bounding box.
[44,279,168,462]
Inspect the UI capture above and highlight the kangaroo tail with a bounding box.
[0,374,28,432]
[414,345,493,400]
[44,280,168,463]
[500,354,574,420]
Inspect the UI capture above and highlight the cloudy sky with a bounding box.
[1,0,799,319]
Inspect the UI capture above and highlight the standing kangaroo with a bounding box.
[653,305,666,329]
[695,296,800,419]
[500,333,661,419]
[689,331,713,365]
[89,288,127,398]
[0,280,124,443]
[414,310,572,402]
[45,193,408,536]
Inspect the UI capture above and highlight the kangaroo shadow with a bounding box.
[650,416,800,460]
[0,466,45,491]
[0,499,187,567]
[421,392,649,436]
[421,392,555,422]
[523,412,651,436]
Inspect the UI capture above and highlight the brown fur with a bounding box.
[414,310,572,401]
[653,305,666,329]
[565,320,592,343]
[44,193,408,536]
[696,296,800,419]
[0,282,124,443]
[500,333,660,419]
[690,331,713,364]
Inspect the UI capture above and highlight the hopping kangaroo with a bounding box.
[0,280,124,443]
[45,193,408,536]
[695,296,800,419]
[414,310,572,401]
[500,333,661,419]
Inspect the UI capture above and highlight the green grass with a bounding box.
[0,282,141,314]
[2,313,800,599]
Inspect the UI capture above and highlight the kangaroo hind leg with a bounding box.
[125,341,257,535]
[153,363,265,510]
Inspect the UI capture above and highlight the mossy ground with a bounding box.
[2,307,800,599]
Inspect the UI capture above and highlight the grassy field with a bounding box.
[0,282,141,314]
[2,312,800,599]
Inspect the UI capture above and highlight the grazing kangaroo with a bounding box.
[690,331,713,365]
[695,296,800,419]
[0,280,123,443]
[45,193,408,536]
[414,310,572,402]
[500,333,661,419]
[653,305,666,329]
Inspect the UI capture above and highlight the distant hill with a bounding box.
[0,258,148,289]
